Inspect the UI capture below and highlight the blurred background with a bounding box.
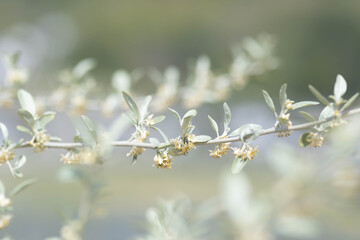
[0,0,360,239]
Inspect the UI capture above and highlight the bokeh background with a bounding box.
[1,0,360,239]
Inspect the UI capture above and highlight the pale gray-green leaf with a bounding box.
[334,74,347,101]
[16,125,32,135]
[223,102,231,129]
[308,85,330,106]
[319,106,335,121]
[231,157,248,174]
[151,115,166,125]
[150,126,169,142]
[262,90,276,115]
[292,101,319,110]
[299,111,316,122]
[17,109,35,128]
[122,91,139,122]
[0,122,9,144]
[17,89,36,116]
[14,155,26,169]
[9,178,37,197]
[193,135,211,143]
[279,84,287,110]
[34,113,55,130]
[229,124,262,141]
[140,95,152,121]
[168,108,182,125]
[341,92,359,112]
[208,115,219,137]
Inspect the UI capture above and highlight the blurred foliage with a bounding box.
[1,0,360,99]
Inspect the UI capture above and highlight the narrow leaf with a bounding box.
[140,95,152,121]
[319,106,335,121]
[0,122,9,144]
[34,114,55,130]
[17,109,35,128]
[9,178,37,197]
[309,85,330,106]
[14,155,26,169]
[193,135,212,143]
[151,115,166,125]
[168,108,182,125]
[231,157,248,174]
[292,101,319,110]
[299,111,316,122]
[262,90,276,115]
[223,102,231,129]
[279,84,287,110]
[208,115,219,137]
[122,91,139,122]
[151,126,169,142]
[341,92,359,112]
[16,125,32,135]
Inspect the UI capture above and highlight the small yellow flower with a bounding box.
[209,143,230,159]
[153,152,173,169]
[0,214,12,230]
[78,149,98,165]
[285,99,295,110]
[170,134,196,155]
[28,131,50,153]
[61,151,81,165]
[127,147,145,157]
[0,148,15,164]
[232,144,258,161]
[307,132,325,148]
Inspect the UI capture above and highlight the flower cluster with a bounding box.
[61,151,81,165]
[232,144,258,161]
[28,131,50,153]
[209,143,230,159]
[153,152,173,169]
[127,129,149,158]
[170,134,196,155]
[0,147,15,164]
[0,193,12,230]
[306,132,325,148]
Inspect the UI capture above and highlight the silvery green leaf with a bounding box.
[17,109,35,128]
[292,101,319,110]
[0,122,9,144]
[81,115,95,132]
[17,89,36,116]
[229,124,262,141]
[16,125,32,135]
[319,106,335,121]
[0,180,4,195]
[149,138,160,145]
[193,135,211,143]
[151,115,166,125]
[341,92,359,112]
[34,113,55,130]
[122,113,137,125]
[131,155,137,165]
[122,91,139,122]
[279,84,287,110]
[299,132,311,147]
[72,58,96,79]
[299,111,316,122]
[208,115,219,137]
[262,90,276,115]
[334,74,347,101]
[223,102,231,129]
[182,109,197,131]
[9,178,37,197]
[74,116,96,147]
[168,108,182,125]
[150,126,169,142]
[231,157,247,174]
[308,85,330,106]
[14,155,26,169]
[140,95,152,121]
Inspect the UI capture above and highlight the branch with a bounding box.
[15,107,360,151]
